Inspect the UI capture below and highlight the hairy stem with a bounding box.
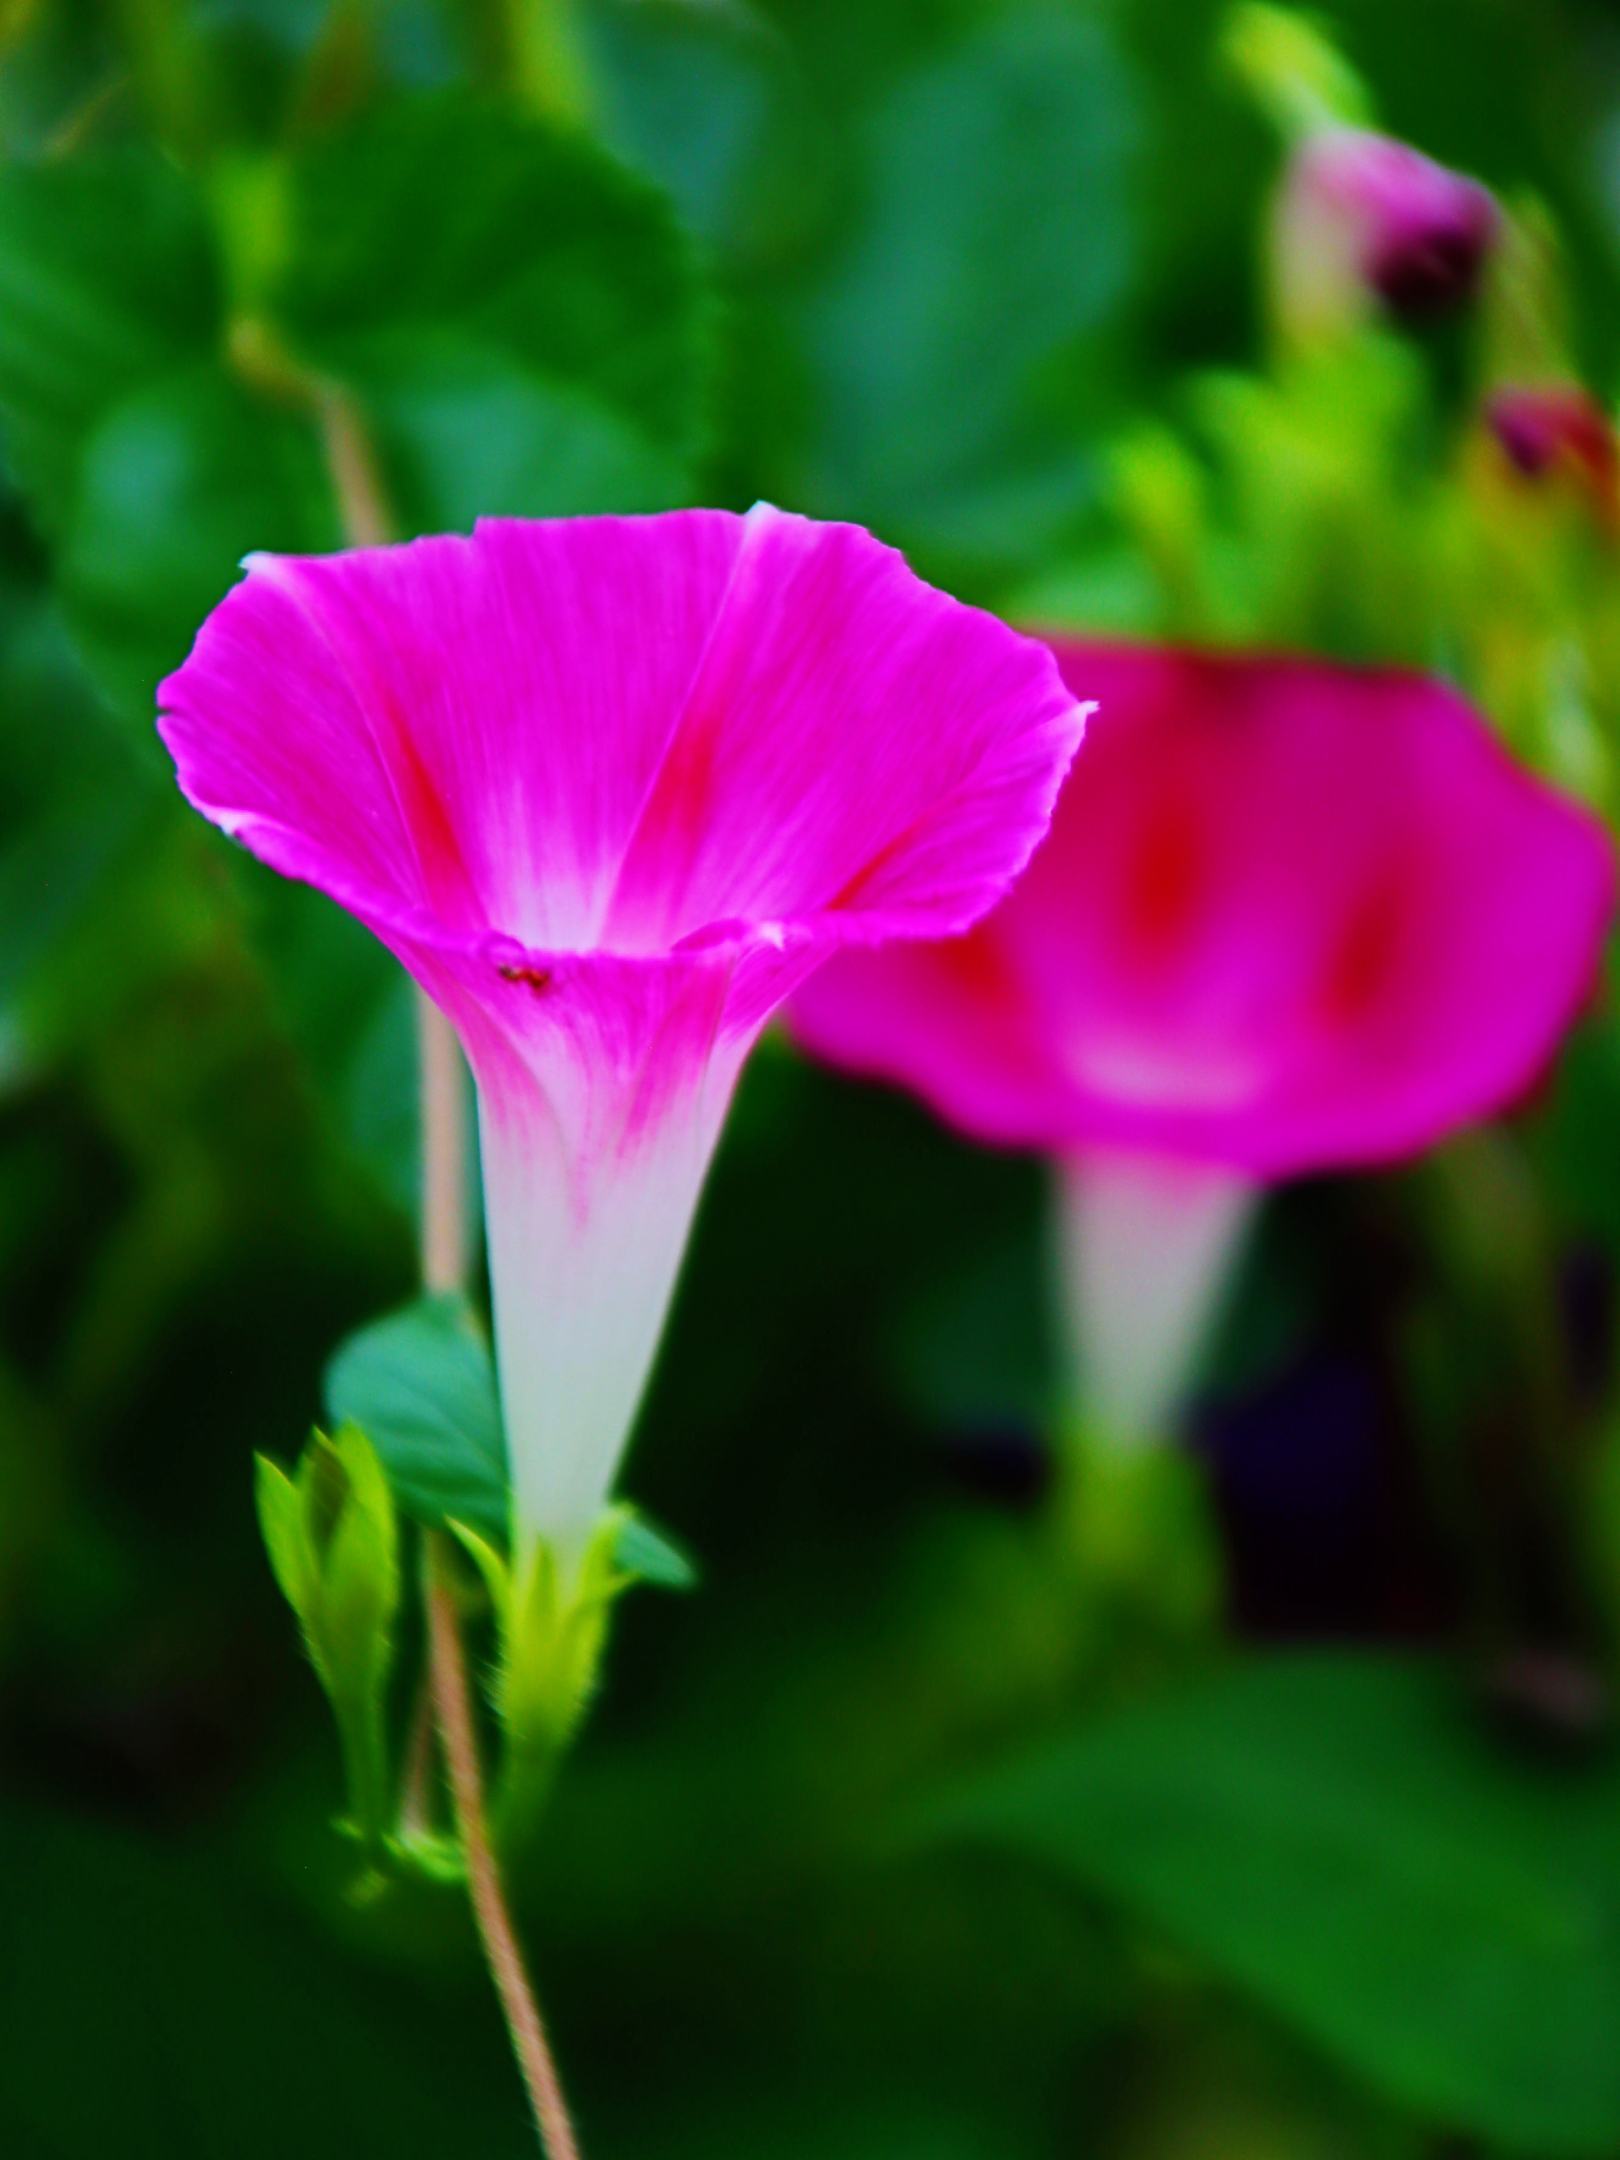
[426,1537,583,2160]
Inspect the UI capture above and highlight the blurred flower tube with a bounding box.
[158,508,1087,1562]
[795,642,1615,1455]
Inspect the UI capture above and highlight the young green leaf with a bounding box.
[316,1427,401,1706]
[253,1428,401,1857]
[253,1453,316,1623]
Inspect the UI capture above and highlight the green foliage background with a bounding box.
[6,1,1620,2154]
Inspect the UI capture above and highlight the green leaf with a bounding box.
[793,9,1138,575]
[0,570,156,1046]
[593,0,823,265]
[615,1509,699,1591]
[278,92,714,511]
[346,327,691,530]
[921,1653,1620,2154]
[0,149,219,522]
[324,1292,507,1535]
[60,361,334,717]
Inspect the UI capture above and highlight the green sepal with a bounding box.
[254,1424,400,1860]
[443,1501,697,1849]
[254,1453,316,1619]
[445,1515,512,1627]
[1050,1419,1224,1684]
[613,1508,699,1591]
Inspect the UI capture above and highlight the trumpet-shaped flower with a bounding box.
[794,643,1614,1436]
[159,509,1087,1549]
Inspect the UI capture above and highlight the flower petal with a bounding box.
[158,507,1082,963]
[599,506,1085,948]
[158,513,746,950]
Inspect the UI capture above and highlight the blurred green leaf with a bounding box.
[0,149,219,519]
[922,1653,1620,2153]
[348,328,691,529]
[279,92,714,518]
[793,7,1139,574]
[0,547,171,1062]
[324,1291,507,1535]
[61,362,334,716]
[592,0,824,266]
[0,95,715,730]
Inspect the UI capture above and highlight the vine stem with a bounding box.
[427,1536,583,2160]
[417,992,471,1296]
[303,360,570,2158]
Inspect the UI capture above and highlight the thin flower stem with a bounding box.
[416,992,471,1297]
[315,381,392,550]
[426,1536,583,2160]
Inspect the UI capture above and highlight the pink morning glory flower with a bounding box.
[158,509,1087,1551]
[794,642,1614,1437]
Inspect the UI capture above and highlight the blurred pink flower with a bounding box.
[794,643,1613,1435]
[159,509,1087,1548]
[1488,385,1620,529]
[1278,127,1498,330]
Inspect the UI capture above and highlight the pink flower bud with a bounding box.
[1282,127,1499,326]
